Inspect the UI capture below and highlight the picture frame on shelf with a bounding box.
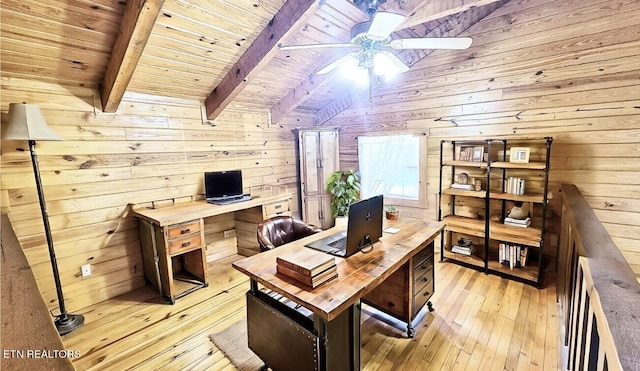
[472,146,484,162]
[457,146,474,161]
[509,147,530,163]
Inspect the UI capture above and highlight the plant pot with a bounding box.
[385,210,399,220]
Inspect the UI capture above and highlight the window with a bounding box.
[358,134,426,207]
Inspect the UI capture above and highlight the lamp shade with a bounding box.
[4,103,61,141]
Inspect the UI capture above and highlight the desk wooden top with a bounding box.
[232,218,444,321]
[131,193,292,226]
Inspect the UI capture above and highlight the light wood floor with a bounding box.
[62,253,561,370]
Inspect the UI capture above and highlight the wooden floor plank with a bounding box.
[62,254,560,371]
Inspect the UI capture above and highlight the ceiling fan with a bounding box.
[279,0,472,80]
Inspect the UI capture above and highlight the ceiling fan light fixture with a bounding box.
[373,52,398,77]
[340,55,369,85]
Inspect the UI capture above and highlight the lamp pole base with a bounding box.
[55,313,84,336]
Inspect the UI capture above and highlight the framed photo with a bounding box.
[472,146,484,162]
[457,146,474,161]
[509,147,530,163]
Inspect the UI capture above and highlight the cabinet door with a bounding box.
[318,130,339,187]
[298,130,340,228]
[299,131,321,196]
[303,195,332,229]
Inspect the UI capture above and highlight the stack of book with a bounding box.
[452,244,476,256]
[451,237,476,256]
[276,250,338,288]
[498,243,529,269]
[504,216,531,228]
[504,177,525,195]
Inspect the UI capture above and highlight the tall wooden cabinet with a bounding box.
[438,137,552,287]
[296,129,340,229]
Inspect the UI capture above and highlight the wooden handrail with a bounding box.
[558,184,640,371]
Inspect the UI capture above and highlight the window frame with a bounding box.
[357,133,428,209]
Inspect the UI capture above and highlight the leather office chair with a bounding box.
[257,216,322,252]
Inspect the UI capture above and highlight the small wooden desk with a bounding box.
[131,193,291,303]
[232,218,444,370]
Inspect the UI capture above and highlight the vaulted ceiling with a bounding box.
[0,0,507,125]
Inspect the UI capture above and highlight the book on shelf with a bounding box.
[451,183,475,191]
[276,249,336,277]
[504,216,531,227]
[498,243,528,269]
[276,263,338,288]
[504,219,531,228]
[504,177,525,195]
[504,216,530,224]
[451,244,476,256]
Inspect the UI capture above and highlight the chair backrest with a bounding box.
[257,216,322,251]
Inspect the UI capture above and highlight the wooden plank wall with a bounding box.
[326,0,640,278]
[0,80,310,311]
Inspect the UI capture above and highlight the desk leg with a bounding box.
[316,300,361,371]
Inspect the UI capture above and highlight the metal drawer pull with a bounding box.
[181,241,191,248]
[422,277,430,283]
[181,228,190,234]
[387,301,395,307]
[274,204,282,209]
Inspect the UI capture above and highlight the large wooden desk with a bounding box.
[232,218,444,371]
[131,193,291,303]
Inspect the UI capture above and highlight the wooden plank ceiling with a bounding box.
[0,0,506,123]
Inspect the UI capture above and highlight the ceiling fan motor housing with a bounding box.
[353,0,386,16]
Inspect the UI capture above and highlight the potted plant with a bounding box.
[326,170,361,220]
[385,205,400,220]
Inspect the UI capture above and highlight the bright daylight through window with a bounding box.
[358,134,422,201]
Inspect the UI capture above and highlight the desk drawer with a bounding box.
[167,220,201,239]
[413,278,434,316]
[168,233,202,255]
[264,200,290,218]
[413,247,433,270]
[413,266,433,294]
[414,259,434,284]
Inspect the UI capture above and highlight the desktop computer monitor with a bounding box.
[347,194,383,250]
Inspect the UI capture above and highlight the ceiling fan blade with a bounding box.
[316,52,358,75]
[388,37,473,50]
[279,43,357,51]
[368,12,405,39]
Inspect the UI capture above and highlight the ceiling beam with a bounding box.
[204,0,321,120]
[312,0,509,126]
[101,0,164,113]
[401,0,507,30]
[269,0,506,124]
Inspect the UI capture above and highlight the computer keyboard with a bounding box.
[328,237,347,250]
[209,194,251,205]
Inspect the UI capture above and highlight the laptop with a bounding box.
[204,170,252,205]
[305,195,383,257]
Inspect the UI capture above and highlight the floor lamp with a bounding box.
[4,103,84,335]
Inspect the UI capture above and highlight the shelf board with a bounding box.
[442,160,488,168]
[442,216,485,238]
[489,221,542,246]
[490,161,546,170]
[443,188,486,198]
[487,260,539,282]
[489,192,546,203]
[443,249,485,269]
